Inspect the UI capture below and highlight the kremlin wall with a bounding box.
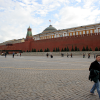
[0,23,100,54]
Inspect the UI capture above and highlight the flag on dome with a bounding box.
[49,20,51,22]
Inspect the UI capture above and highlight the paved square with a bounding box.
[0,55,99,100]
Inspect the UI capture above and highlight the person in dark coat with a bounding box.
[20,53,21,57]
[89,55,100,99]
[46,53,49,58]
[5,52,7,58]
[13,52,14,58]
[67,53,69,57]
[71,53,72,58]
[88,53,90,58]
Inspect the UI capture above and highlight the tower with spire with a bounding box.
[26,26,33,39]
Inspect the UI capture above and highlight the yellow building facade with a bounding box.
[33,23,100,40]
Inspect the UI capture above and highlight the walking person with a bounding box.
[13,52,14,58]
[67,53,69,58]
[50,53,53,58]
[83,53,85,58]
[5,52,7,58]
[88,53,90,58]
[89,55,100,99]
[46,53,49,58]
[94,54,96,59]
[20,53,21,57]
[71,53,72,58]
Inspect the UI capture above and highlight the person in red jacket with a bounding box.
[89,55,100,99]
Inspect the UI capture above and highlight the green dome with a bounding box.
[42,25,57,33]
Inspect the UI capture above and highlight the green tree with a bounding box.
[40,49,43,52]
[38,50,39,52]
[71,46,74,51]
[33,49,36,52]
[77,48,80,51]
[57,47,60,51]
[56,47,58,52]
[75,46,77,51]
[64,47,67,51]
[82,47,85,51]
[86,46,89,51]
[53,48,55,52]
[95,47,98,51]
[66,46,69,51]
[89,48,92,51]
[32,48,34,52]
[44,49,47,52]
[61,48,64,52]
[47,48,50,52]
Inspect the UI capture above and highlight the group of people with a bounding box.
[3,52,21,58]
[46,53,100,99]
[61,53,73,57]
[83,53,96,59]
[67,53,72,58]
[46,53,53,58]
[2,51,100,99]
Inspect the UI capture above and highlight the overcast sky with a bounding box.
[0,0,100,43]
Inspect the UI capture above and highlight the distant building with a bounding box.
[33,23,100,40]
[0,23,100,53]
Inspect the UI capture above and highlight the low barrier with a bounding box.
[20,51,100,56]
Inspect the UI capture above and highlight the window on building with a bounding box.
[60,34,63,37]
[70,33,72,36]
[73,32,75,35]
[56,34,59,37]
[99,29,100,32]
[90,30,93,33]
[67,33,69,36]
[94,29,96,33]
[83,31,85,34]
[87,31,89,34]
[76,32,78,35]
[80,32,81,35]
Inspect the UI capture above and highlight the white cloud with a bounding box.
[55,5,100,29]
[0,0,100,43]
[83,0,98,9]
[76,0,81,2]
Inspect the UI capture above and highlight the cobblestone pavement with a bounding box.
[0,55,99,100]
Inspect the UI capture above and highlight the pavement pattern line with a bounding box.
[0,67,88,70]
[13,59,91,66]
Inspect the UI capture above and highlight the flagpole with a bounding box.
[49,20,51,25]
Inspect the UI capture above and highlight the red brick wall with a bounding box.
[0,33,100,52]
[30,33,100,51]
